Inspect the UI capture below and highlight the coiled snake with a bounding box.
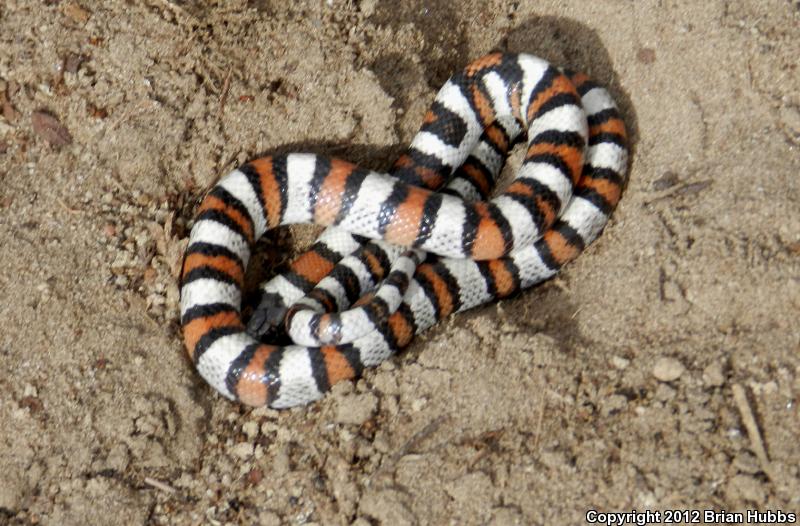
[179,53,629,408]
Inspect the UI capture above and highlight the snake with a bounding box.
[179,52,629,408]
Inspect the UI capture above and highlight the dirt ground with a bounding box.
[0,0,798,524]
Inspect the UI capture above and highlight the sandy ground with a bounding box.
[0,0,798,524]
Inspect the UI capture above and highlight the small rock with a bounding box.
[106,443,130,472]
[3,100,20,123]
[102,222,117,238]
[142,267,157,285]
[247,468,263,485]
[229,442,254,460]
[257,511,282,526]
[334,393,378,426]
[360,489,416,526]
[167,238,189,278]
[725,474,766,504]
[611,355,630,370]
[272,447,290,475]
[64,52,87,74]
[653,357,684,382]
[652,171,679,190]
[601,394,628,416]
[661,280,685,303]
[654,383,677,401]
[747,380,777,396]
[360,0,378,17]
[373,430,391,453]
[445,472,494,509]
[490,507,524,526]
[702,362,725,387]
[410,397,427,412]
[146,293,164,307]
[164,282,180,310]
[731,452,760,475]
[0,470,25,512]
[31,110,72,146]
[371,370,399,395]
[637,48,656,64]
[242,420,259,440]
[61,1,91,23]
[18,396,43,413]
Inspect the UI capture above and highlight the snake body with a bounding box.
[179,53,629,408]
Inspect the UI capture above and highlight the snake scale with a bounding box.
[179,52,629,408]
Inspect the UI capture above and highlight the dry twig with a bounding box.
[731,383,775,481]
[144,476,178,494]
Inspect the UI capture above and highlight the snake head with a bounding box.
[246,292,289,341]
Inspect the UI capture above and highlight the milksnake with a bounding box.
[179,53,629,408]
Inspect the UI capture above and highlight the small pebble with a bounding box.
[242,421,259,440]
[652,171,679,190]
[611,356,630,370]
[655,383,677,401]
[653,357,684,382]
[601,394,628,416]
[229,442,254,460]
[110,253,130,271]
[142,267,157,285]
[106,443,130,472]
[334,393,378,425]
[64,52,86,74]
[702,362,725,387]
[146,293,164,306]
[258,511,282,526]
[247,468,263,485]
[61,1,92,23]
[725,474,766,505]
[636,48,656,64]
[31,111,72,146]
[360,0,378,17]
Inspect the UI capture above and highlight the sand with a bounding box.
[0,0,798,524]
